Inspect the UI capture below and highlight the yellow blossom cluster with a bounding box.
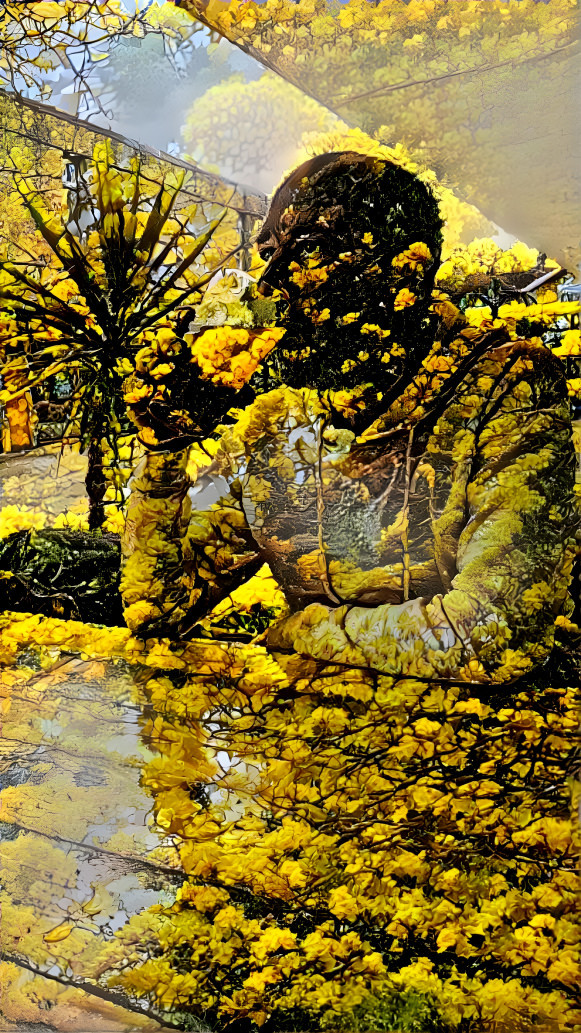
[0,360,38,451]
[393,287,416,310]
[98,627,581,1030]
[52,499,89,531]
[119,326,182,382]
[289,258,330,289]
[554,329,581,358]
[0,611,134,670]
[436,237,560,286]
[359,323,390,338]
[0,504,47,539]
[2,322,580,1029]
[391,241,432,273]
[461,298,580,343]
[187,325,286,389]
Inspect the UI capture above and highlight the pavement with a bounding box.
[0,654,177,1032]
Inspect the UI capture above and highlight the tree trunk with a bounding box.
[86,414,107,530]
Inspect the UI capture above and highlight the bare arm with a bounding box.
[121,449,261,639]
[268,344,578,684]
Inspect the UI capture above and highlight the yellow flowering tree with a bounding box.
[175,0,579,266]
[97,625,581,1032]
[0,0,202,117]
[182,70,340,188]
[0,139,230,528]
[1,115,580,1033]
[104,153,580,1030]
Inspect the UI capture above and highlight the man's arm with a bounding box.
[269,343,578,684]
[121,449,261,639]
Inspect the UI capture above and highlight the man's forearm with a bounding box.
[268,586,556,685]
[121,450,192,634]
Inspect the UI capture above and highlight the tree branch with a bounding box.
[0,951,181,1031]
[8,823,185,884]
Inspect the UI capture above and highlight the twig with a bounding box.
[0,951,181,1030]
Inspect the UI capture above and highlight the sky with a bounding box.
[25,1,520,246]
[41,3,265,162]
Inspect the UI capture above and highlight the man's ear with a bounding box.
[279,208,297,233]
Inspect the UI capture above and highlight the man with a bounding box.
[117,152,580,1032]
[123,151,577,689]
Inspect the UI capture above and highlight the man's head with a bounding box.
[256,151,443,392]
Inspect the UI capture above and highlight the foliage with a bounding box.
[1,132,580,1033]
[0,137,232,526]
[0,0,203,119]
[0,528,122,623]
[437,238,559,286]
[176,0,580,266]
[1,0,125,103]
[106,157,581,1030]
[99,634,580,1031]
[1,586,577,1030]
[182,70,339,188]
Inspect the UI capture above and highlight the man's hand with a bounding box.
[267,602,368,666]
[125,387,202,452]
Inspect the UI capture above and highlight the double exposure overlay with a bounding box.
[0,3,580,1033]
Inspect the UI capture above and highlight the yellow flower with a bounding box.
[555,614,580,633]
[361,323,390,338]
[394,288,416,310]
[252,927,297,961]
[290,265,329,288]
[104,507,126,534]
[362,232,374,245]
[124,383,153,404]
[330,388,368,418]
[392,242,432,272]
[188,326,284,389]
[312,308,331,324]
[124,600,162,631]
[53,503,89,531]
[436,259,455,281]
[341,359,357,373]
[341,312,360,324]
[464,305,493,328]
[403,32,426,51]
[51,278,78,303]
[328,885,359,921]
[0,504,47,538]
[150,363,174,379]
[495,240,539,273]
[114,357,134,376]
[553,329,581,357]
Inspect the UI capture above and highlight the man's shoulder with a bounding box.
[427,332,572,453]
[215,387,324,474]
[224,387,323,444]
[464,334,569,399]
